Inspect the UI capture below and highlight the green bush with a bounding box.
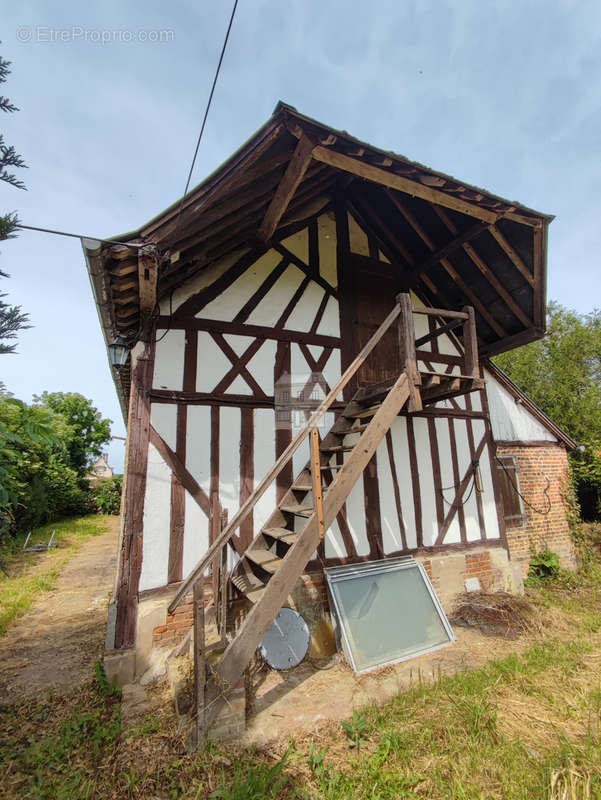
[527,547,561,581]
[91,475,122,515]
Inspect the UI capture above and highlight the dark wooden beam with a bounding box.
[390,194,506,338]
[312,145,500,224]
[489,225,535,287]
[409,221,490,277]
[138,246,159,316]
[258,134,315,242]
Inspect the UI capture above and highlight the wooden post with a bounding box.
[114,341,153,649]
[462,305,479,378]
[396,292,422,412]
[194,575,206,746]
[310,428,326,539]
[218,510,229,641]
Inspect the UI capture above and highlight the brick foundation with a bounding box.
[497,443,576,574]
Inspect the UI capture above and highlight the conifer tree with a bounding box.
[0,53,30,354]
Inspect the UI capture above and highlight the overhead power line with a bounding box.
[174,0,239,229]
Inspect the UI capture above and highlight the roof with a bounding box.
[82,101,553,417]
[484,359,576,449]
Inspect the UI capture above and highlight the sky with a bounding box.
[2,0,601,473]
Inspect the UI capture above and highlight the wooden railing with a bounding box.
[169,293,479,615]
[168,299,409,614]
[412,304,479,379]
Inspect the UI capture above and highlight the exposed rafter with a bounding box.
[433,206,532,330]
[312,145,500,225]
[386,192,506,339]
[258,134,314,242]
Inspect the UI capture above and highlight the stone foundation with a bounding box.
[497,443,576,574]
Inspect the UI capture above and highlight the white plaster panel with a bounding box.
[345,479,370,556]
[478,438,501,542]
[197,250,282,321]
[435,418,461,545]
[321,349,343,400]
[222,334,255,357]
[253,408,277,535]
[182,491,210,580]
[453,420,482,543]
[153,329,185,390]
[150,403,177,453]
[324,519,347,560]
[163,248,249,314]
[247,264,305,327]
[317,212,338,288]
[227,375,254,395]
[485,369,556,442]
[219,406,241,525]
[348,212,369,255]
[185,405,211,493]
[245,339,276,397]
[376,441,406,554]
[139,443,171,591]
[389,417,417,549]
[413,417,438,548]
[284,282,326,332]
[195,332,233,393]
[379,250,390,263]
[316,296,340,338]
[281,228,309,264]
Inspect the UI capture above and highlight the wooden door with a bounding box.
[345,257,402,388]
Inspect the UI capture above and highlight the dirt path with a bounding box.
[0,518,119,703]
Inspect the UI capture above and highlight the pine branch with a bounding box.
[0,212,19,241]
[0,291,31,354]
[0,136,27,189]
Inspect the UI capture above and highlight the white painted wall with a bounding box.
[139,212,524,592]
[485,368,556,442]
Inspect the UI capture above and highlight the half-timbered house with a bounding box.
[83,102,576,739]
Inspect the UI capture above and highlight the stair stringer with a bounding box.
[202,371,411,731]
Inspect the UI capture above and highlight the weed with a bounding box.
[210,747,293,799]
[341,710,368,751]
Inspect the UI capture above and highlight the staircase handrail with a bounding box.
[168,302,402,612]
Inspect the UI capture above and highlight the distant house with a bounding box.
[87,454,114,482]
[83,102,577,741]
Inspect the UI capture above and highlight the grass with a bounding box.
[2,527,601,799]
[0,515,114,637]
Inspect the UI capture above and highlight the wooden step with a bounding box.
[245,549,283,573]
[345,404,382,420]
[280,503,314,517]
[231,571,264,595]
[320,464,343,471]
[320,444,355,453]
[263,527,298,545]
[245,586,266,604]
[291,480,313,492]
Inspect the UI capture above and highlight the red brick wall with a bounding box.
[152,598,194,647]
[497,443,575,574]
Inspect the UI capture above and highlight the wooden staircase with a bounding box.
[166,293,483,743]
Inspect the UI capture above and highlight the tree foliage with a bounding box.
[0,53,30,354]
[91,475,123,515]
[493,302,601,516]
[36,392,112,474]
[0,392,112,537]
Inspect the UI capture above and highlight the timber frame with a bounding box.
[83,102,552,417]
[81,104,573,735]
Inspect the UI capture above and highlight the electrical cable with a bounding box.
[15,223,152,248]
[173,0,239,232]
[494,454,551,515]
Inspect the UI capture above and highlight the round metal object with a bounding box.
[259,607,310,670]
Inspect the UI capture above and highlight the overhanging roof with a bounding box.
[82,101,553,415]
